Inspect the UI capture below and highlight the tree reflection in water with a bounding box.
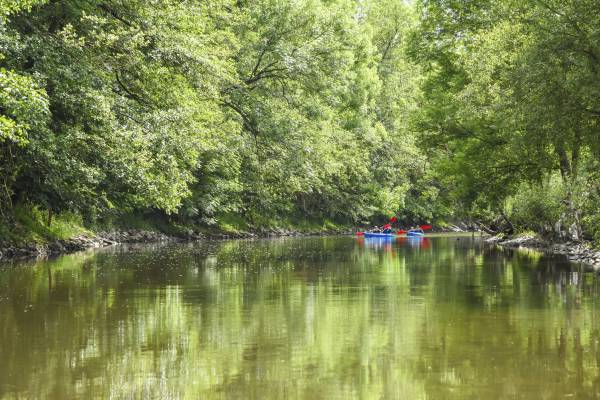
[0,236,599,399]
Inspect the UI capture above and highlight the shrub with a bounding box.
[507,176,565,234]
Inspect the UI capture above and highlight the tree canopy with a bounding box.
[1,0,600,240]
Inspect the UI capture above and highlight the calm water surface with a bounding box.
[1,235,600,399]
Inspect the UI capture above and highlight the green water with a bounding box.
[1,236,599,399]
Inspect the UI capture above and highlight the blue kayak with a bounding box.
[363,232,395,238]
[361,231,425,238]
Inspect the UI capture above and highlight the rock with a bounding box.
[485,236,503,243]
[49,241,65,253]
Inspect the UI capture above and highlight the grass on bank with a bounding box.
[0,204,91,245]
[0,205,354,246]
[213,212,349,234]
[93,212,188,236]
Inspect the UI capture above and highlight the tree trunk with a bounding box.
[564,191,582,241]
[476,221,498,235]
[555,141,582,241]
[500,212,514,235]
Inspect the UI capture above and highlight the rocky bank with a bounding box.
[0,227,352,262]
[487,235,600,270]
[0,230,178,261]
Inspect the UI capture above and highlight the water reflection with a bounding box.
[0,236,599,399]
[357,235,430,251]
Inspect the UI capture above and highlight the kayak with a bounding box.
[360,231,425,238]
[363,232,395,238]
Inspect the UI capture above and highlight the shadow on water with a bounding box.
[0,235,599,399]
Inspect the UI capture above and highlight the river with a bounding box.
[0,235,599,399]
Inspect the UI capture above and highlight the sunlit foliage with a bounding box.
[0,0,427,233]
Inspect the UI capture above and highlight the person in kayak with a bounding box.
[410,226,424,233]
[382,224,392,234]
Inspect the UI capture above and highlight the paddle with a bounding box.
[420,225,432,230]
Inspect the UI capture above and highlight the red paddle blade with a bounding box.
[397,230,407,234]
[356,231,365,236]
[420,225,432,230]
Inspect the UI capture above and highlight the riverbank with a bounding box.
[0,214,480,262]
[0,205,361,261]
[487,235,600,270]
[0,227,354,262]
[0,223,480,262]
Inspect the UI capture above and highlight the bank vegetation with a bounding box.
[1,0,599,247]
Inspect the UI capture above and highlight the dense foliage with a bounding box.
[0,0,431,236]
[410,0,600,242]
[1,0,599,241]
